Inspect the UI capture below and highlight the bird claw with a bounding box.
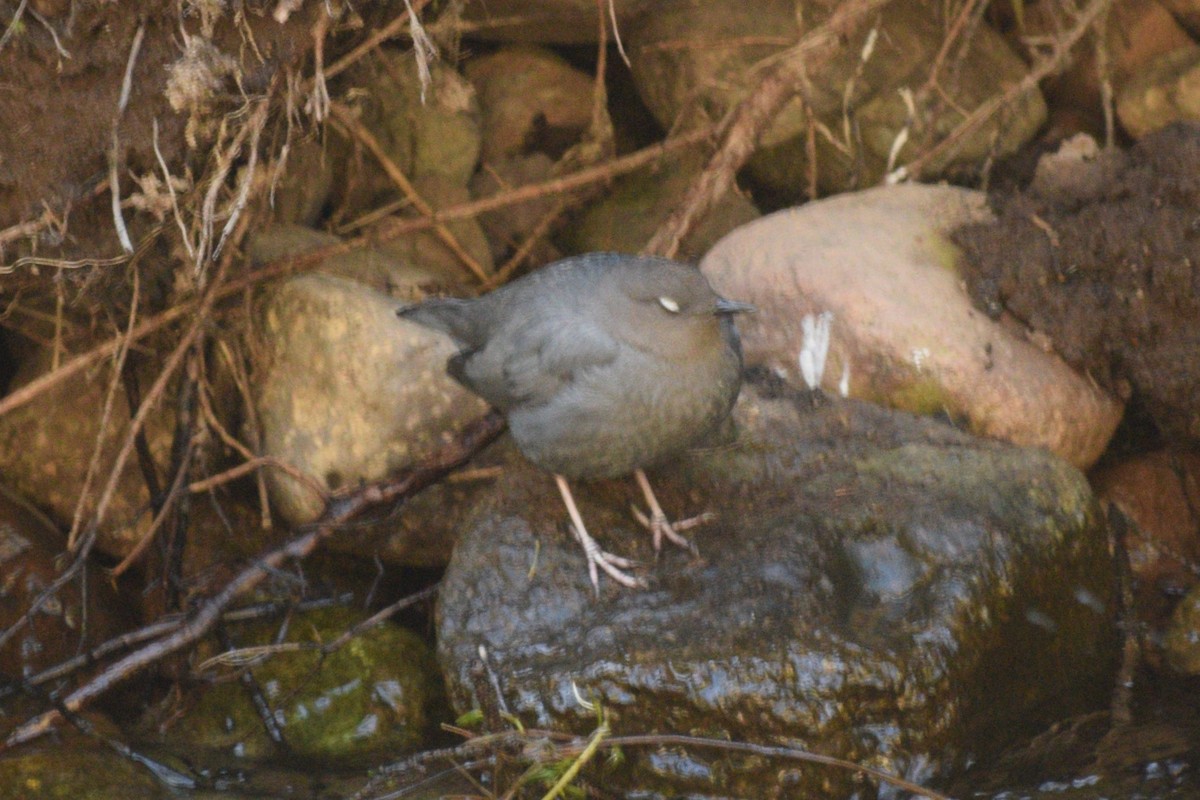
[631,505,709,556]
[555,474,646,594]
[569,523,646,593]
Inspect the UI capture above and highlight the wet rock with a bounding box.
[954,124,1200,446]
[437,377,1119,796]
[176,495,291,589]
[269,176,495,294]
[0,349,175,558]
[161,607,447,759]
[463,45,596,263]
[701,183,1123,470]
[1092,449,1200,625]
[1164,583,1200,674]
[0,741,162,799]
[1027,133,1112,202]
[948,705,1200,799]
[0,485,128,680]
[1117,45,1200,139]
[626,1,1045,197]
[252,273,489,526]
[564,146,760,260]
[349,51,481,185]
[335,435,525,569]
[281,47,495,285]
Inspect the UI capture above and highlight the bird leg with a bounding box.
[632,468,710,555]
[554,474,645,592]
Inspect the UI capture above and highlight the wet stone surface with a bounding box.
[0,486,128,682]
[436,374,1120,797]
[160,606,448,762]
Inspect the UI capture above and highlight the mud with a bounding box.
[953,123,1200,443]
[0,2,316,263]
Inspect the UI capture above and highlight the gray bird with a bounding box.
[397,252,753,590]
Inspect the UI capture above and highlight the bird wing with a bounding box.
[462,315,620,409]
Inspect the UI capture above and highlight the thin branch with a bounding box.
[321,0,434,82]
[2,412,505,748]
[185,455,327,499]
[195,100,270,279]
[604,734,954,800]
[318,584,438,654]
[482,198,572,291]
[108,22,146,254]
[109,128,135,254]
[0,128,714,421]
[1093,2,1116,148]
[918,0,988,107]
[892,0,1113,181]
[374,124,716,240]
[27,3,69,59]
[65,268,141,549]
[213,101,269,261]
[108,432,198,579]
[0,596,354,701]
[644,0,896,258]
[117,22,145,113]
[67,216,241,559]
[306,10,330,121]
[0,0,28,55]
[153,119,196,260]
[328,101,490,283]
[0,233,342,420]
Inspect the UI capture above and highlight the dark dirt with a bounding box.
[0,1,317,266]
[953,123,1200,443]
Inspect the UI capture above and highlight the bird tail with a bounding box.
[396,298,479,345]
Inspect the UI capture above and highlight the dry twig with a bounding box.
[0,126,717,421]
[893,0,1113,181]
[65,268,142,550]
[328,100,491,283]
[376,125,716,240]
[2,412,504,748]
[643,0,896,259]
[321,0,434,82]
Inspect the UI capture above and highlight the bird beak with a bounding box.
[714,297,756,315]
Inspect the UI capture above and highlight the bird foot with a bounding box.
[556,473,647,593]
[631,505,710,555]
[569,522,646,593]
[631,468,711,556]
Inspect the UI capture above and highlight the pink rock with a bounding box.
[701,184,1123,469]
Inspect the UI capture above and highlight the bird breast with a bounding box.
[507,332,742,480]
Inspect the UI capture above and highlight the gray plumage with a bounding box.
[397,252,750,480]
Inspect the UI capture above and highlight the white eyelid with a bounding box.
[658,296,680,313]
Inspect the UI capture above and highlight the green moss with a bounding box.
[927,231,966,277]
[166,607,447,761]
[0,747,161,799]
[881,374,957,418]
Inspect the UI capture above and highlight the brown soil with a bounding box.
[0,1,315,269]
[953,123,1200,443]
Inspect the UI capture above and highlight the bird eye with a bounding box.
[658,296,680,313]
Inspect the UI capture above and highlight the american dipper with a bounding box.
[397,252,753,590]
